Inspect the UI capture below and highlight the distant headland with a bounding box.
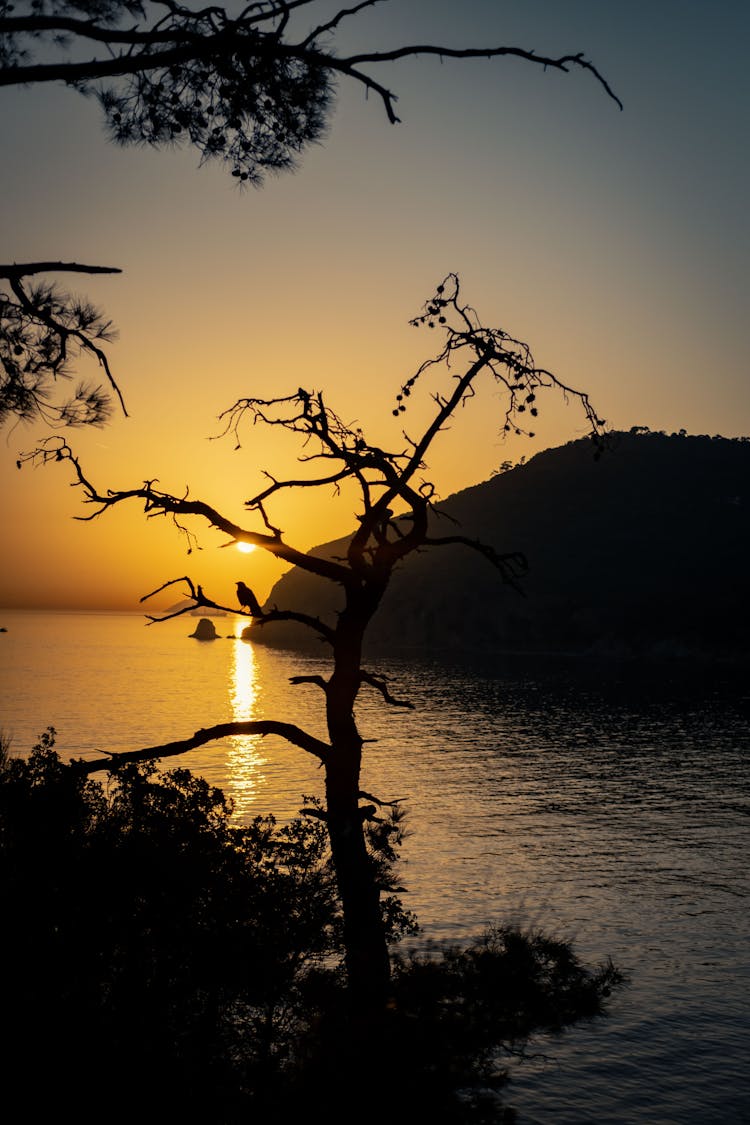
[246,431,750,660]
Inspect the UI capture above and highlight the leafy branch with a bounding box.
[1,261,124,429]
[1,1,621,185]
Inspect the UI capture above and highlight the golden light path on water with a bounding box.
[227,617,265,819]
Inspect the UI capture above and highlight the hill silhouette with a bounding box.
[250,432,750,659]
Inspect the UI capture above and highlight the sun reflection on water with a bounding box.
[227,617,265,819]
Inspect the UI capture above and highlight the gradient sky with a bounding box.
[1,0,748,611]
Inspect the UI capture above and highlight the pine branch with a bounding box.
[1,5,620,188]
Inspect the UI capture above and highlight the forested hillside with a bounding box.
[251,432,750,658]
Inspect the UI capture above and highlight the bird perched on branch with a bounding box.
[236,581,262,616]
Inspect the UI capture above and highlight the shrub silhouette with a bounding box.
[1,730,621,1122]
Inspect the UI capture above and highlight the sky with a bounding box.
[1,0,748,611]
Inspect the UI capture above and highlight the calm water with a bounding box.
[1,610,748,1124]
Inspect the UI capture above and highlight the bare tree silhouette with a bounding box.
[23,275,606,1018]
[7,0,619,1036]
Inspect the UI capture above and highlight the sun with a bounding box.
[236,542,256,554]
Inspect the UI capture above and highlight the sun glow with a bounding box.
[226,619,265,819]
[236,541,256,554]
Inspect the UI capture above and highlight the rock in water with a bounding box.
[190,617,218,641]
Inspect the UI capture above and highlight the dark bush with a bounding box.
[0,729,340,1119]
[0,730,621,1123]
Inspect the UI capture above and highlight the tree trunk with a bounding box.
[325,756,391,1017]
[325,588,391,1021]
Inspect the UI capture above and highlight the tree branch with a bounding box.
[301,1,385,48]
[19,437,354,587]
[0,262,122,279]
[244,464,353,508]
[423,536,529,595]
[358,788,407,809]
[135,574,336,642]
[289,674,329,692]
[8,275,127,417]
[1,6,621,189]
[1,262,125,427]
[341,44,623,111]
[73,720,331,775]
[360,670,414,709]
[0,14,182,46]
[137,575,219,623]
[249,608,335,643]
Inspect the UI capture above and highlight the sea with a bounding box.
[1,609,748,1124]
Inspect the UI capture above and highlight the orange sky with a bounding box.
[1,1,748,612]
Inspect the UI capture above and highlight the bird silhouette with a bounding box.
[236,580,261,616]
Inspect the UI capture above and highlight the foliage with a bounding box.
[0,261,124,430]
[1,3,619,432]
[0,728,621,1122]
[1,1,620,185]
[0,729,339,1116]
[390,926,621,1064]
[260,927,623,1124]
